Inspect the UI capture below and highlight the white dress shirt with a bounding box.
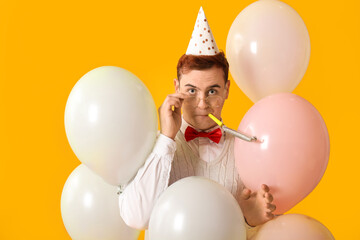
[118,118,249,232]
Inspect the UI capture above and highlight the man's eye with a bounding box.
[208,89,217,95]
[188,89,196,94]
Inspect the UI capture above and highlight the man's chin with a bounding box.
[192,116,217,130]
[195,114,209,119]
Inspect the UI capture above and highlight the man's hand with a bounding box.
[158,93,188,140]
[239,184,277,227]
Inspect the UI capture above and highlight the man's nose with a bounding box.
[197,97,208,109]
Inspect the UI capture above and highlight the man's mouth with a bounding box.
[196,111,215,116]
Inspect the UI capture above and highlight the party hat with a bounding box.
[186,7,219,55]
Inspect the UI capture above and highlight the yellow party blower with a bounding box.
[208,113,257,142]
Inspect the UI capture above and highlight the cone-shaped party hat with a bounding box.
[186,7,219,55]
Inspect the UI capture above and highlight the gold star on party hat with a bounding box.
[186,6,219,56]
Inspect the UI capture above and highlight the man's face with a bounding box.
[175,66,230,131]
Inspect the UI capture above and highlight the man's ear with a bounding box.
[174,78,180,93]
[224,80,230,99]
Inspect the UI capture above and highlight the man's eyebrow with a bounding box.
[184,84,198,88]
[207,84,221,89]
[184,84,221,89]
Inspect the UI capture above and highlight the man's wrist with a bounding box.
[153,134,177,156]
[160,130,176,140]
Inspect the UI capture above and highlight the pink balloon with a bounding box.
[250,214,335,240]
[234,93,329,214]
[226,0,310,102]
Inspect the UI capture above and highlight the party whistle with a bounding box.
[208,113,257,142]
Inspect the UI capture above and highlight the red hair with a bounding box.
[177,51,229,82]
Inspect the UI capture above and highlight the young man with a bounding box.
[118,6,276,236]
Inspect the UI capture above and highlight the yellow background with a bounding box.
[0,0,358,239]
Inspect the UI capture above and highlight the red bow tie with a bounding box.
[184,126,222,144]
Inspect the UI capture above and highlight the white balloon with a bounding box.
[61,164,140,240]
[226,0,310,102]
[148,177,246,240]
[65,66,157,185]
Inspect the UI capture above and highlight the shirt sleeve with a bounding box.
[118,133,176,230]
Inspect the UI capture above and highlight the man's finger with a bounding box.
[265,212,275,220]
[168,92,190,99]
[266,203,276,212]
[264,192,274,203]
[164,97,181,109]
[173,104,182,115]
[261,184,270,193]
[240,188,251,200]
